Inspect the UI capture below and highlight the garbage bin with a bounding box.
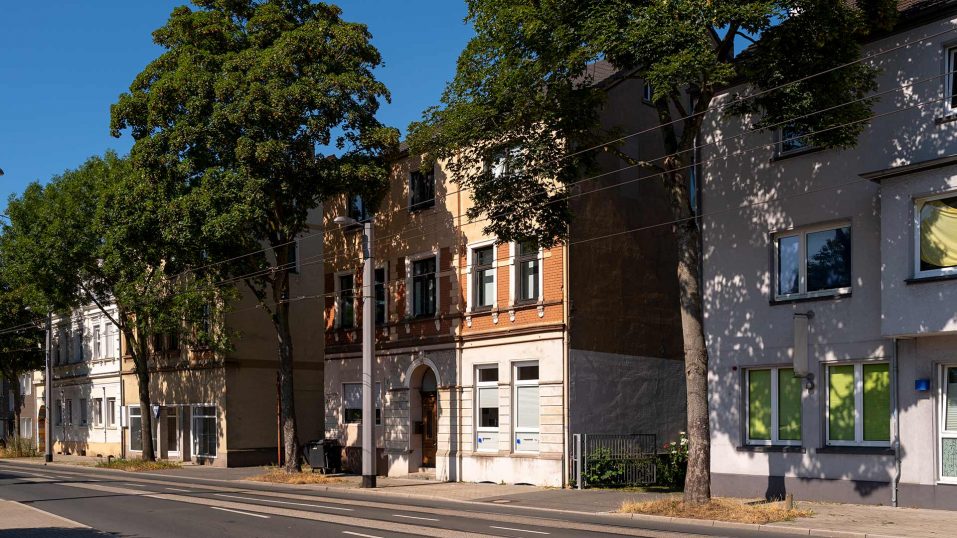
[304,439,341,473]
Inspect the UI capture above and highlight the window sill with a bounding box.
[934,113,957,125]
[770,146,823,163]
[737,445,805,453]
[409,204,436,214]
[816,446,894,456]
[770,291,851,306]
[905,273,957,285]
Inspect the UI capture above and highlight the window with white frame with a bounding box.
[773,223,851,300]
[940,366,957,481]
[947,46,957,113]
[412,257,437,317]
[776,124,811,156]
[642,82,653,103]
[20,418,31,439]
[513,362,540,452]
[93,325,101,359]
[826,362,890,446]
[475,365,500,451]
[106,397,116,427]
[490,147,523,179]
[471,245,495,310]
[515,240,540,302]
[92,398,102,426]
[915,192,957,278]
[746,367,802,445]
[337,273,355,329]
[342,383,382,425]
[129,405,142,451]
[192,405,217,457]
[19,374,30,396]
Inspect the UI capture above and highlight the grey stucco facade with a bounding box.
[702,9,957,508]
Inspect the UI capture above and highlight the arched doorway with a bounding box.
[408,364,439,470]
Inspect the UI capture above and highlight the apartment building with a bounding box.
[31,303,124,457]
[120,219,326,467]
[702,1,957,509]
[323,67,686,487]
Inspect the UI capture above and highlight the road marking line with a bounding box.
[213,493,354,511]
[210,506,270,519]
[342,532,383,538]
[489,526,550,535]
[165,488,191,492]
[123,483,145,487]
[392,514,440,521]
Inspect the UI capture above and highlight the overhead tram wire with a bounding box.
[160,25,957,283]
[0,74,950,338]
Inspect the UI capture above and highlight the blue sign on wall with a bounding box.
[915,378,931,392]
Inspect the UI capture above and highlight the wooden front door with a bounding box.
[420,391,437,468]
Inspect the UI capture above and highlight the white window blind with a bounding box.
[947,371,957,431]
[343,383,362,410]
[515,386,540,429]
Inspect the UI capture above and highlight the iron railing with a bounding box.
[572,433,657,489]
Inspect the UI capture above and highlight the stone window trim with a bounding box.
[406,251,440,319]
[512,360,540,454]
[466,239,498,313]
[474,363,500,453]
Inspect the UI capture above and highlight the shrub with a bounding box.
[657,431,688,489]
[0,436,40,458]
[95,458,181,472]
[584,447,625,486]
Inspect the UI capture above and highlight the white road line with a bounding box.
[212,493,354,511]
[209,506,270,519]
[165,488,191,492]
[392,514,440,521]
[123,483,145,487]
[489,526,550,535]
[342,532,383,538]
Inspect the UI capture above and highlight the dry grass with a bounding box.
[0,437,40,458]
[95,458,182,472]
[245,467,343,485]
[620,497,813,524]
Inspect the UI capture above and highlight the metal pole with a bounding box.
[44,313,52,463]
[361,219,376,488]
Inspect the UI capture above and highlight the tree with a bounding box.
[408,0,897,504]
[1,152,229,460]
[0,282,44,439]
[110,0,398,472]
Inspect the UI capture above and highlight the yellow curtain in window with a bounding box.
[920,200,957,268]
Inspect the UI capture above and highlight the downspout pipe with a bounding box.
[892,338,901,508]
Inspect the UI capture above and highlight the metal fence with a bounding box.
[572,433,657,489]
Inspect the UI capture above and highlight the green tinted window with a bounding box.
[863,364,890,442]
[828,365,856,442]
[748,370,771,440]
[778,368,802,441]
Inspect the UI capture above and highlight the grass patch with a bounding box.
[620,497,813,524]
[246,467,343,485]
[95,458,182,472]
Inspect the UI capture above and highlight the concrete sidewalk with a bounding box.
[5,455,957,537]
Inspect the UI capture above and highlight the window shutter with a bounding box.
[748,370,771,440]
[515,385,539,429]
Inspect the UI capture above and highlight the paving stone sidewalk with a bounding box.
[5,455,956,537]
[0,500,107,537]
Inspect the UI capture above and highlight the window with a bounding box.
[947,46,957,112]
[20,418,32,439]
[288,239,299,274]
[516,241,540,302]
[471,245,495,310]
[66,399,73,425]
[55,400,62,426]
[774,223,851,300]
[106,398,116,427]
[76,325,83,362]
[915,193,957,278]
[826,363,890,446]
[349,194,371,222]
[92,398,102,426]
[412,257,437,318]
[746,368,802,445]
[490,147,523,180]
[342,383,382,425]
[777,124,811,156]
[19,374,30,396]
[410,168,435,211]
[129,406,142,451]
[93,326,101,359]
[79,398,87,425]
[375,267,386,325]
[642,82,653,103]
[337,274,355,329]
[476,365,500,451]
[940,366,957,481]
[192,405,217,457]
[513,362,540,452]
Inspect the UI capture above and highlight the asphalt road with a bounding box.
[0,461,765,538]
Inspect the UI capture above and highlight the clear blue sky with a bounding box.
[0,1,473,210]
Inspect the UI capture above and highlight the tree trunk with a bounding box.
[12,380,22,439]
[137,366,155,461]
[273,268,301,473]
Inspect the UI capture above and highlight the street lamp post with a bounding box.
[333,215,375,488]
[45,313,52,462]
